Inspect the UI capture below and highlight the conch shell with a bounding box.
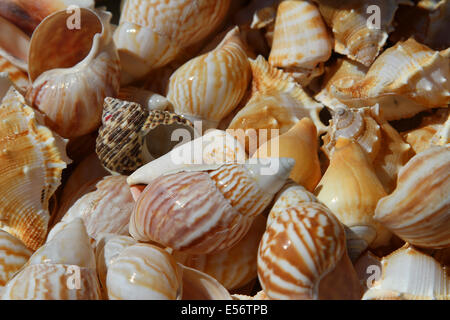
[374,145,450,249]
[129,158,294,254]
[26,8,121,138]
[258,201,362,300]
[0,88,69,250]
[114,0,231,84]
[167,27,251,130]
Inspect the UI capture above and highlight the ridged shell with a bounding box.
[173,214,266,290]
[167,27,251,129]
[315,138,392,253]
[61,176,135,241]
[26,9,121,138]
[129,159,294,254]
[374,145,450,248]
[252,118,321,191]
[258,202,361,300]
[0,88,69,250]
[106,243,182,300]
[363,245,449,300]
[269,0,332,70]
[114,0,231,84]
[313,0,411,66]
[0,230,32,288]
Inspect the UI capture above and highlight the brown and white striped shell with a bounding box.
[129,158,294,254]
[0,55,28,95]
[258,201,362,300]
[0,88,69,250]
[374,145,450,249]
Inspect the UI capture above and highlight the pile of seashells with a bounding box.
[0,0,448,300]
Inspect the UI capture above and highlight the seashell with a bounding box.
[232,290,270,300]
[173,214,266,290]
[374,145,450,249]
[269,0,332,71]
[1,218,101,300]
[258,201,362,300]
[26,8,121,138]
[313,0,411,66]
[60,175,135,241]
[0,0,94,36]
[0,230,32,289]
[234,0,280,30]
[432,110,450,146]
[331,38,450,113]
[228,55,326,149]
[315,138,392,256]
[106,243,183,300]
[118,87,172,112]
[96,97,196,175]
[0,15,30,71]
[114,0,231,84]
[129,158,294,254]
[167,27,251,130]
[417,0,446,11]
[252,118,321,191]
[285,63,325,87]
[354,250,382,292]
[180,265,232,300]
[363,244,449,300]
[0,88,69,250]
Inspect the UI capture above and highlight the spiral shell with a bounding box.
[0,88,69,250]
[167,27,251,129]
[107,243,183,300]
[258,201,361,300]
[374,145,450,249]
[26,8,120,138]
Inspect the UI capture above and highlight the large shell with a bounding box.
[363,245,449,300]
[173,214,266,290]
[114,0,231,84]
[313,0,411,66]
[106,243,183,300]
[0,88,69,250]
[315,138,392,256]
[269,0,332,71]
[129,159,294,254]
[374,145,450,249]
[167,27,251,130]
[26,8,120,138]
[258,201,362,300]
[252,118,321,191]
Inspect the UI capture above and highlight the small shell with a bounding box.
[167,27,251,130]
[314,0,411,66]
[315,138,392,255]
[129,159,294,254]
[180,265,232,300]
[363,245,449,300]
[374,145,450,249]
[269,0,332,70]
[114,0,231,84]
[173,214,266,290]
[258,202,362,300]
[252,118,322,191]
[26,9,121,138]
[0,88,69,250]
[0,230,32,289]
[106,243,183,300]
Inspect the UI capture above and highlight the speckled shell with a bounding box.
[114,0,231,84]
[314,0,410,66]
[269,0,332,70]
[315,138,392,251]
[26,9,120,138]
[0,230,32,289]
[258,201,361,300]
[167,27,251,129]
[363,245,449,300]
[374,145,450,249]
[129,159,294,254]
[0,88,69,250]
[106,243,183,300]
[61,176,135,241]
[173,214,266,290]
[252,118,322,191]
